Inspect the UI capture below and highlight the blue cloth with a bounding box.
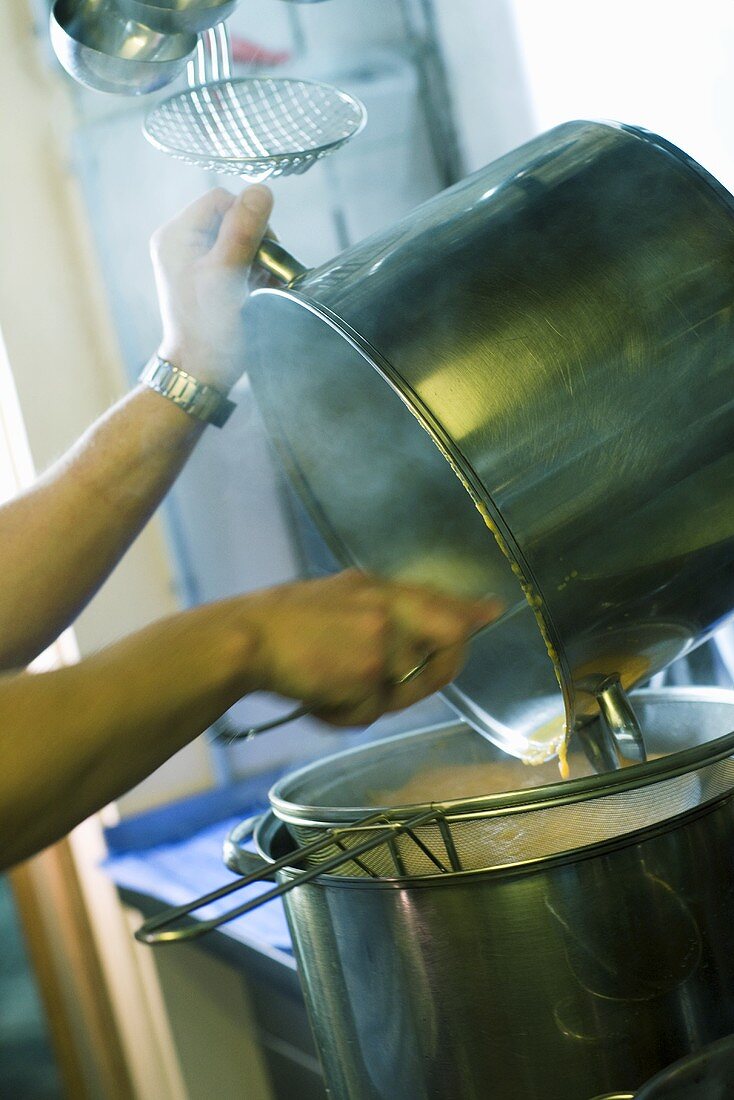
[104,772,280,855]
[103,776,293,957]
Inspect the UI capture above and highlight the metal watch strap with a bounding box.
[138,356,236,428]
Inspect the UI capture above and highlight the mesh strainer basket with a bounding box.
[268,688,734,878]
[136,688,734,944]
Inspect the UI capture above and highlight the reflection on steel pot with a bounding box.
[635,1033,734,1098]
[243,120,734,765]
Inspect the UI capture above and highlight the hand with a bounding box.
[150,184,274,394]
[238,570,504,727]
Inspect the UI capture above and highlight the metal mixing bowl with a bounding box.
[50,0,197,95]
[116,0,237,34]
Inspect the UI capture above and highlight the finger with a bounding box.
[312,697,388,729]
[387,590,503,657]
[383,625,433,689]
[152,188,235,259]
[311,633,467,729]
[388,579,504,630]
[469,596,506,631]
[207,184,274,271]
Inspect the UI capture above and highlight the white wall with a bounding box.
[434,0,537,170]
[511,0,734,190]
[437,0,734,193]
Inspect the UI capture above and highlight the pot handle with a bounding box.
[596,677,647,765]
[255,238,308,286]
[134,816,279,945]
[222,814,276,878]
[575,675,647,772]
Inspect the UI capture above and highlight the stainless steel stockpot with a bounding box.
[243,120,734,762]
[228,690,734,1100]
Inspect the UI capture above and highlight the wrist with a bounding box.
[217,590,291,697]
[206,603,268,699]
[140,355,236,428]
[99,603,267,719]
[157,342,244,395]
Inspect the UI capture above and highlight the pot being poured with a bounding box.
[243,120,734,769]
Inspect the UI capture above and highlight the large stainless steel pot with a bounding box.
[243,120,734,763]
[217,689,734,1100]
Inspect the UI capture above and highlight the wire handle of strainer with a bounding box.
[134,807,443,944]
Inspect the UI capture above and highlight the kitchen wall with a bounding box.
[511,0,734,190]
[436,0,734,186]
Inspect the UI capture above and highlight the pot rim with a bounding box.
[269,687,734,828]
[255,784,734,889]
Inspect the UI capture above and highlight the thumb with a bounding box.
[207,184,274,271]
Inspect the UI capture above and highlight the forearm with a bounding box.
[0,572,498,869]
[0,385,205,668]
[0,186,274,670]
[0,600,257,869]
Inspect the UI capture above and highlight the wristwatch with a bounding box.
[138,356,236,428]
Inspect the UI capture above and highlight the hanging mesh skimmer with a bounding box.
[143,24,366,180]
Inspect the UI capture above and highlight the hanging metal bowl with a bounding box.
[50,0,197,95]
[116,0,237,35]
